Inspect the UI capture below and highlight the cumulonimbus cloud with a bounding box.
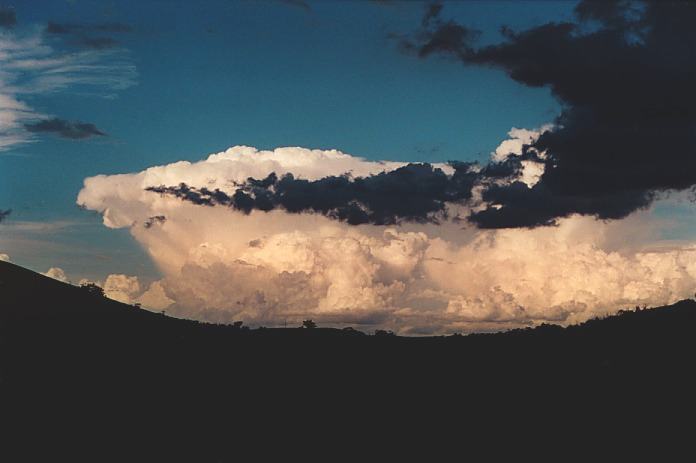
[78,144,696,334]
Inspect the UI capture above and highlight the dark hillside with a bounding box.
[1,260,695,460]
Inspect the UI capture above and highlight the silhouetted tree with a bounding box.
[80,282,104,297]
[375,329,395,337]
[340,326,365,336]
[302,319,316,329]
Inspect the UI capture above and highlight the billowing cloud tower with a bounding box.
[78,143,696,334]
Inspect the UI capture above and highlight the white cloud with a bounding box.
[492,126,551,162]
[103,273,140,304]
[43,266,69,283]
[491,125,552,187]
[77,144,696,333]
[77,274,172,311]
[138,281,175,311]
[0,252,10,262]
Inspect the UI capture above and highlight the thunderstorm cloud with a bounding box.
[78,144,696,334]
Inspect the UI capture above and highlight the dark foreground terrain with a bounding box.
[1,260,695,459]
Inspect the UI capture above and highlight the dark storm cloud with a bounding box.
[469,182,654,229]
[25,118,106,140]
[402,0,696,228]
[147,163,479,226]
[398,2,481,59]
[0,6,15,28]
[479,158,522,179]
[145,1,696,230]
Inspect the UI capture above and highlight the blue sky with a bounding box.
[3,0,693,282]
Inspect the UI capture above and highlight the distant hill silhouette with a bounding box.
[2,260,695,460]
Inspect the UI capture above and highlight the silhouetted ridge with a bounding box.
[2,260,695,460]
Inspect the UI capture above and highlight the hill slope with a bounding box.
[3,258,696,381]
[2,260,696,459]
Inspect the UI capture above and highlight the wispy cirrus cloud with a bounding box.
[0,18,136,151]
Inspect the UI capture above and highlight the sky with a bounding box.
[2,0,696,334]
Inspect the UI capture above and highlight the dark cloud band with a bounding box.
[25,118,106,140]
[147,163,480,226]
